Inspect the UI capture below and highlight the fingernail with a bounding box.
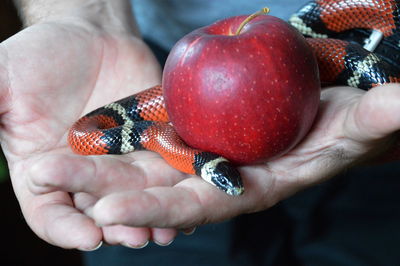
[78,241,103,251]
[123,240,149,249]
[182,227,196,236]
[154,239,174,247]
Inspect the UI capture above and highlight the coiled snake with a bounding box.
[68,0,400,195]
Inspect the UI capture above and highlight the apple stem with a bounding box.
[235,7,270,35]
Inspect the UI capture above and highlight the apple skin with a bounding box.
[162,15,320,165]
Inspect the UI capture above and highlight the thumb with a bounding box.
[344,83,400,143]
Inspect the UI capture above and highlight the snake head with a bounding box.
[199,157,244,196]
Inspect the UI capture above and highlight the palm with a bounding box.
[0,20,177,248]
[3,23,160,153]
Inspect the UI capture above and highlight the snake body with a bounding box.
[68,85,244,195]
[289,0,400,89]
[68,0,400,195]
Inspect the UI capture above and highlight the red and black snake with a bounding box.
[68,0,400,196]
[68,85,244,196]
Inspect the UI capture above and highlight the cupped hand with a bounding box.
[86,84,400,229]
[4,17,400,250]
[0,17,183,249]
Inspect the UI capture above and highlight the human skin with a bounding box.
[2,0,400,251]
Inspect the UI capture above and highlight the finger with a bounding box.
[344,83,400,142]
[91,173,262,228]
[24,191,103,250]
[72,193,155,249]
[72,193,178,247]
[73,192,98,212]
[102,225,150,249]
[151,228,178,246]
[72,192,178,246]
[27,152,186,196]
[92,189,204,229]
[181,227,197,236]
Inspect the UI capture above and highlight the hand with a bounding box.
[0,16,185,249]
[82,84,400,229]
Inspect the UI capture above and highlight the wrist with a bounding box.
[14,0,139,36]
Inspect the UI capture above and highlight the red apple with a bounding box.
[162,12,320,164]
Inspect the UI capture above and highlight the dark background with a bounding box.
[3,1,400,266]
[0,1,83,265]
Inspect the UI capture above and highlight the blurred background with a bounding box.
[0,1,83,265]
